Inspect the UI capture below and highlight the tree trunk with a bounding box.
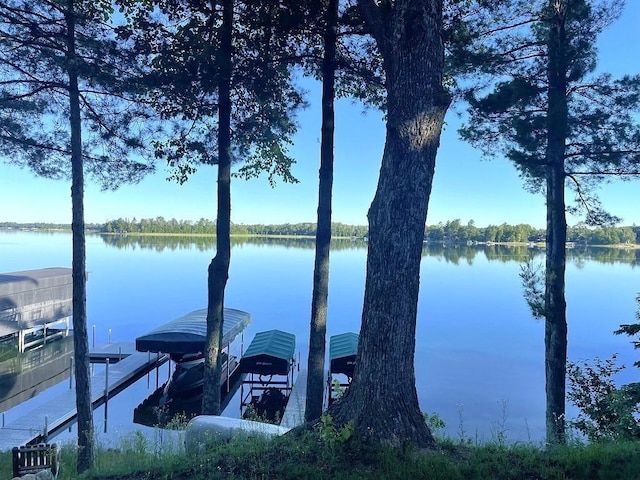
[202,0,232,416]
[330,0,449,448]
[305,0,337,423]
[544,0,569,445]
[65,0,94,472]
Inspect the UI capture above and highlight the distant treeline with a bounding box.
[100,217,639,245]
[100,217,369,238]
[0,221,102,231]
[424,220,639,245]
[2,218,639,245]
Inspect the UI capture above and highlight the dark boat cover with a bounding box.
[239,329,295,375]
[0,268,72,330]
[135,308,251,354]
[329,332,359,377]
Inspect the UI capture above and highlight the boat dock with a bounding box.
[0,268,73,352]
[281,368,307,429]
[89,341,137,362]
[0,349,168,451]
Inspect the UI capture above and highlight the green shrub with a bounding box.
[567,354,640,441]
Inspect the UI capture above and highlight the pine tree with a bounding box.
[459,0,640,444]
[0,0,154,471]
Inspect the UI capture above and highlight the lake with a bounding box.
[1,231,638,445]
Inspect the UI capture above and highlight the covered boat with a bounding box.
[329,332,358,378]
[135,307,251,356]
[0,268,72,351]
[133,308,251,422]
[328,332,358,405]
[239,329,295,376]
[239,329,296,422]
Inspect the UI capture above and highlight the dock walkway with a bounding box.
[89,342,137,362]
[281,368,307,429]
[0,350,168,451]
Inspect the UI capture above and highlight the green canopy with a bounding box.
[240,329,295,375]
[136,308,251,354]
[330,332,359,377]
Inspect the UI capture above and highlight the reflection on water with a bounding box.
[0,335,74,412]
[0,266,75,430]
[98,233,640,266]
[1,232,638,445]
[97,233,367,252]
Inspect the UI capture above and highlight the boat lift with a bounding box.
[327,332,359,406]
[239,329,296,423]
[132,307,252,426]
[0,268,73,353]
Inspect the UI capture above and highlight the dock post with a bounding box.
[69,357,74,389]
[104,358,110,397]
[155,352,160,389]
[226,345,230,392]
[104,358,110,433]
[92,325,96,348]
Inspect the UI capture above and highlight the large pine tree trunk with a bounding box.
[65,0,94,472]
[544,0,569,445]
[202,0,233,416]
[331,0,449,447]
[305,0,337,423]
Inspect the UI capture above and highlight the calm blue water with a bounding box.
[1,231,638,445]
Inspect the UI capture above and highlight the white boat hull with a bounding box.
[185,415,290,453]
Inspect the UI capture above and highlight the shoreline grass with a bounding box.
[3,429,639,480]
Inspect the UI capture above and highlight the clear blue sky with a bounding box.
[1,3,639,229]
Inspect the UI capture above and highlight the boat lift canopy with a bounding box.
[0,268,73,330]
[329,332,359,377]
[239,329,295,376]
[135,308,251,354]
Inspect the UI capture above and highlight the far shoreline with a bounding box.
[2,227,638,248]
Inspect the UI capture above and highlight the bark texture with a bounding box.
[202,0,232,416]
[544,0,569,445]
[66,0,94,472]
[305,0,337,423]
[330,0,449,448]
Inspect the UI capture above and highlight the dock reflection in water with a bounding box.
[0,267,75,413]
[0,335,74,413]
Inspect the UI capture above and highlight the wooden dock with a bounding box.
[89,341,137,362]
[0,350,168,451]
[281,368,307,429]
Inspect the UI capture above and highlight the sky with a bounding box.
[1,3,639,229]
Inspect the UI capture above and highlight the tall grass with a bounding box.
[2,417,639,479]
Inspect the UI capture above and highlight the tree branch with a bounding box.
[357,0,389,60]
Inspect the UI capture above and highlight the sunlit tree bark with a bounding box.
[330,0,450,448]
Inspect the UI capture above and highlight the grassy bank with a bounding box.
[4,430,639,480]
